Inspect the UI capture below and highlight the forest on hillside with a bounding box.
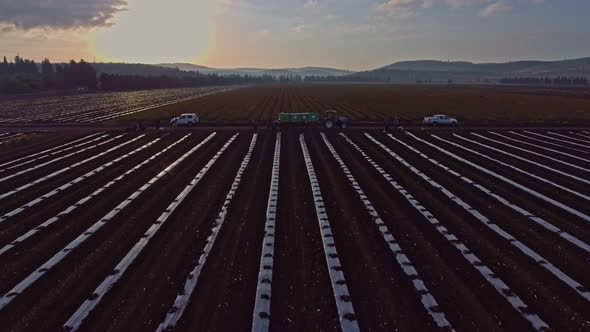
[0,56,298,94]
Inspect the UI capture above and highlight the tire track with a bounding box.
[398,133,590,302]
[321,132,453,330]
[0,133,216,312]
[252,133,281,332]
[388,134,590,254]
[299,133,359,332]
[344,133,548,331]
[0,134,191,256]
[423,133,590,223]
[65,134,240,331]
[477,132,590,174]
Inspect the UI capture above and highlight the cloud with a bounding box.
[304,0,318,9]
[257,28,271,37]
[377,0,422,16]
[479,2,512,16]
[376,0,469,17]
[0,0,127,30]
[291,23,306,33]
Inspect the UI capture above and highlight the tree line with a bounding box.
[1,56,98,93]
[0,56,313,94]
[99,73,279,91]
[499,77,588,85]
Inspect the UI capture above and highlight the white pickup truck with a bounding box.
[422,114,458,126]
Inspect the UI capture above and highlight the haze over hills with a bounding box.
[156,63,354,77]
[87,57,590,83]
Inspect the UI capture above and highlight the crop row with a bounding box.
[0,86,237,123]
[0,129,588,331]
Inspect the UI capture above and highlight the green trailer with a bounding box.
[276,111,349,128]
[277,112,319,123]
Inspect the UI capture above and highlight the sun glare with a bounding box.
[90,0,214,64]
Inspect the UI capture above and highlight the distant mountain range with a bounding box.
[380,58,590,74]
[88,57,590,83]
[365,57,590,82]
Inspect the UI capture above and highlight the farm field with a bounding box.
[0,127,589,331]
[117,84,590,126]
[0,86,238,124]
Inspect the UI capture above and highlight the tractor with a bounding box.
[322,110,349,129]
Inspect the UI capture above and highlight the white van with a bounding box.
[170,113,199,127]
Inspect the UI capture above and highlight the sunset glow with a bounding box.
[90,0,214,64]
[0,0,589,69]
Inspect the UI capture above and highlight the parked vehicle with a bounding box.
[323,110,349,129]
[277,112,319,124]
[422,114,458,126]
[170,113,199,127]
[275,110,349,128]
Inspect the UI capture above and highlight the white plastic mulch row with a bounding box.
[453,134,590,185]
[388,134,590,255]
[480,132,590,174]
[0,134,130,202]
[507,131,590,160]
[0,132,107,173]
[431,135,590,202]
[428,134,590,222]
[158,134,256,331]
[0,134,111,183]
[0,134,192,257]
[80,88,235,123]
[65,133,240,331]
[547,132,590,144]
[0,133,24,143]
[0,87,234,124]
[0,132,104,169]
[0,132,217,312]
[251,133,281,332]
[571,132,590,140]
[344,133,548,331]
[523,131,590,150]
[79,96,199,123]
[0,134,148,226]
[299,134,360,332]
[400,133,590,302]
[323,133,453,329]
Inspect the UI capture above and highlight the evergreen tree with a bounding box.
[0,56,7,75]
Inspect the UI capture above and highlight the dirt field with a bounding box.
[0,127,589,331]
[117,84,590,126]
[0,86,237,124]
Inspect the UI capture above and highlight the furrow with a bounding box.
[346,133,548,331]
[324,133,453,330]
[251,133,281,332]
[298,133,360,332]
[0,133,216,312]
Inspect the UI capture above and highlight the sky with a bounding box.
[0,0,589,70]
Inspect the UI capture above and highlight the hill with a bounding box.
[368,57,590,82]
